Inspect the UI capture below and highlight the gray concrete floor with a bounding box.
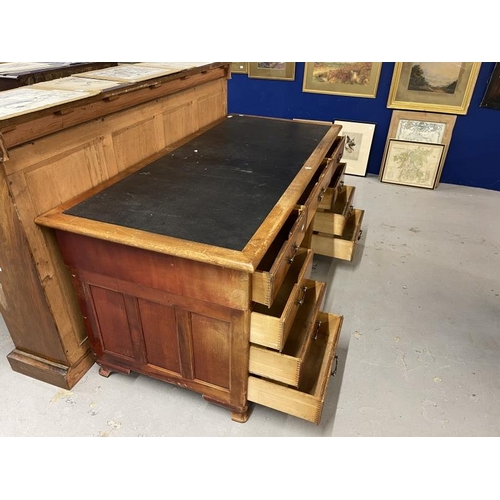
[1,174,499,437]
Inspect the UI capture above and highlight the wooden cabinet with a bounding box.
[36,115,353,424]
[0,62,231,389]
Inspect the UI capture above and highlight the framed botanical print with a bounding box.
[302,62,382,98]
[248,62,295,81]
[387,62,481,114]
[382,110,456,187]
[480,63,500,110]
[333,120,376,176]
[380,140,445,189]
[231,62,248,74]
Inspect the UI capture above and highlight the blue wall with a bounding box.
[227,62,500,191]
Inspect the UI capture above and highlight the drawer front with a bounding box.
[313,207,353,236]
[302,158,335,230]
[312,208,364,261]
[317,162,347,211]
[326,135,346,165]
[249,280,326,386]
[332,184,355,218]
[248,312,343,424]
[313,185,356,236]
[252,208,307,306]
[250,272,317,351]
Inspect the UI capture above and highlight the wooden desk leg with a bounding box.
[203,394,251,423]
[231,405,252,424]
[97,362,131,378]
[99,367,113,378]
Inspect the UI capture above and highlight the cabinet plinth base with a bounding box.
[7,348,95,390]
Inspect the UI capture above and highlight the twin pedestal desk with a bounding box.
[36,115,364,424]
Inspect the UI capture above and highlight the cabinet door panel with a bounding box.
[89,285,135,359]
[138,299,181,374]
[191,313,231,390]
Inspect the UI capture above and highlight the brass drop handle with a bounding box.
[348,205,354,218]
[296,286,308,306]
[318,187,327,202]
[357,229,363,241]
[331,355,339,377]
[287,243,299,264]
[313,320,322,340]
[339,180,344,190]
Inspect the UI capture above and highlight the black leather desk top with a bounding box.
[65,115,331,251]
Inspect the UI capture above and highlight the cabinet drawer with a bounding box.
[248,312,343,424]
[297,137,345,227]
[252,208,307,307]
[313,185,356,236]
[326,134,345,165]
[297,158,335,230]
[312,208,364,261]
[250,272,319,351]
[317,162,347,210]
[249,280,327,385]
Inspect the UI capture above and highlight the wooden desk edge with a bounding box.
[35,210,256,273]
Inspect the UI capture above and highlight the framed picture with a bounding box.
[480,63,500,110]
[382,110,456,187]
[387,62,481,115]
[231,62,248,74]
[248,62,295,81]
[380,139,445,189]
[302,63,382,98]
[333,120,376,176]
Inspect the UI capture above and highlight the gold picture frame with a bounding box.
[231,62,248,74]
[380,139,445,189]
[387,62,481,115]
[382,110,456,187]
[302,62,382,98]
[248,62,296,81]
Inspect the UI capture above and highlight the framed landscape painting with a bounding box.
[248,62,295,81]
[480,63,500,110]
[333,120,376,176]
[380,139,445,189]
[303,62,382,98]
[383,110,456,186]
[387,62,481,114]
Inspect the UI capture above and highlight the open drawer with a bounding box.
[249,280,326,385]
[250,273,321,351]
[317,162,347,211]
[296,157,335,230]
[313,184,356,236]
[252,207,307,307]
[312,208,364,261]
[248,312,343,424]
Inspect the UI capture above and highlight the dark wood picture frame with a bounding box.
[480,63,500,110]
